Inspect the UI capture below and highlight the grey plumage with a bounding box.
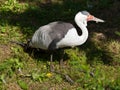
[81,11,90,15]
[29,21,74,50]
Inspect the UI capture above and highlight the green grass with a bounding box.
[0,0,120,90]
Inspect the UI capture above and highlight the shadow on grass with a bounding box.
[0,0,120,64]
[0,0,87,62]
[24,47,66,62]
[83,0,120,65]
[79,40,112,65]
[0,0,87,37]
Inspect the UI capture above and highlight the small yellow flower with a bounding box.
[46,72,53,78]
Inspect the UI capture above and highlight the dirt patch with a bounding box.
[6,82,22,90]
[0,44,11,62]
[29,81,76,90]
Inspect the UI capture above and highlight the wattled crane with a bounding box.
[12,11,104,72]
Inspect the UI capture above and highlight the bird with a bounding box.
[28,10,104,71]
[11,11,104,72]
[29,11,104,50]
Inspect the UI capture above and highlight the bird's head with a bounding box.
[75,11,104,26]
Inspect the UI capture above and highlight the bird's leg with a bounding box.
[49,50,74,84]
[50,54,54,72]
[60,49,65,68]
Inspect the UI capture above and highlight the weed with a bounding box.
[104,40,120,64]
[0,0,28,12]
[31,72,46,82]
[0,74,6,84]
[17,80,28,90]
[115,31,120,36]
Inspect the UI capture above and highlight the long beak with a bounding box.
[93,17,105,23]
[87,15,105,23]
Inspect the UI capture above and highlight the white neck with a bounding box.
[75,19,88,45]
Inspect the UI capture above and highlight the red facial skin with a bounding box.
[87,15,95,21]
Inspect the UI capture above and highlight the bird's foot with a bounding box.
[65,74,74,84]
[50,63,54,72]
[59,59,67,69]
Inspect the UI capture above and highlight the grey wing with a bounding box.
[30,21,74,50]
[30,25,53,50]
[48,21,74,50]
